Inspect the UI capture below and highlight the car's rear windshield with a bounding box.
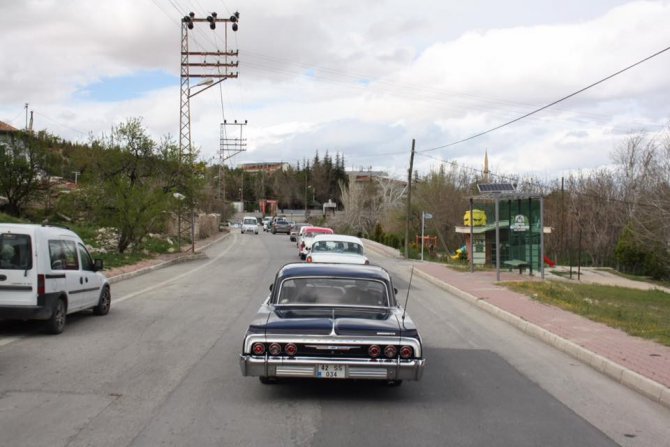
[312,240,363,254]
[277,277,388,307]
[304,229,332,238]
[0,233,33,270]
[243,218,257,224]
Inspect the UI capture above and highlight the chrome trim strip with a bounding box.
[276,366,315,377]
[348,368,388,379]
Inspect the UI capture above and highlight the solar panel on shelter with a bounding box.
[477,183,516,193]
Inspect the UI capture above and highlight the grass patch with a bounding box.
[0,212,29,224]
[504,281,670,346]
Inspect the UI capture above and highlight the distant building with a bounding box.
[0,121,19,143]
[347,170,388,183]
[347,170,407,190]
[238,162,289,174]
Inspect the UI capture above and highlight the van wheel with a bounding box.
[45,299,66,334]
[93,287,111,316]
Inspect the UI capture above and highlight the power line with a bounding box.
[33,111,88,136]
[418,44,670,154]
[416,151,668,210]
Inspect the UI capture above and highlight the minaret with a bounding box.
[483,149,490,182]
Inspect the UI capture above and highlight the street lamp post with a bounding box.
[305,185,312,218]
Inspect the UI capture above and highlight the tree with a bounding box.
[87,118,175,253]
[0,131,47,217]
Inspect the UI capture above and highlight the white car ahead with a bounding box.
[241,217,259,234]
[305,234,368,264]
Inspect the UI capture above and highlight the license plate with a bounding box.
[315,364,347,379]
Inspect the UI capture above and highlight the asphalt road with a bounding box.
[1,231,669,447]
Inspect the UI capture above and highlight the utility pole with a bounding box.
[178,11,239,253]
[219,119,248,221]
[404,139,415,258]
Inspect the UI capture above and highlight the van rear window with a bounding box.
[0,233,33,270]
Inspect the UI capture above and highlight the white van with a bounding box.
[0,224,111,334]
[241,216,259,234]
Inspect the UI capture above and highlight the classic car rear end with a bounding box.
[306,234,369,264]
[239,263,425,385]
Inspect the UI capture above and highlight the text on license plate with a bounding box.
[316,364,347,379]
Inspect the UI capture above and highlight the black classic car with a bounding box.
[239,263,425,385]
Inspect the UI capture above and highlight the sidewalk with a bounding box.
[411,261,670,409]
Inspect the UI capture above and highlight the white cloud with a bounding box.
[1,0,669,181]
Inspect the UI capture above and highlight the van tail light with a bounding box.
[306,256,312,263]
[252,342,266,355]
[384,345,397,358]
[399,346,413,359]
[285,343,298,356]
[37,274,45,296]
[368,345,381,358]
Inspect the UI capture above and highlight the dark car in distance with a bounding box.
[239,263,425,385]
[271,217,291,234]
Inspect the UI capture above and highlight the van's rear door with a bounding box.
[0,232,37,306]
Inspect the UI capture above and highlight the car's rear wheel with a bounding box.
[93,286,111,316]
[45,298,66,334]
[259,376,277,384]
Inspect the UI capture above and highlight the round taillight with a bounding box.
[368,345,381,358]
[399,345,413,359]
[384,345,397,358]
[252,343,265,355]
[306,256,312,263]
[285,343,298,356]
[269,343,282,356]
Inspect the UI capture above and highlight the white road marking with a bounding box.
[114,233,238,304]
[0,336,23,348]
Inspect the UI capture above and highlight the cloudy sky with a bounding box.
[2,0,669,181]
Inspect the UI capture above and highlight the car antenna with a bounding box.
[401,266,415,326]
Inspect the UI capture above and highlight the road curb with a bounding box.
[363,238,403,259]
[107,232,231,284]
[413,267,670,410]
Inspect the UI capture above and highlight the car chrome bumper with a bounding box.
[239,355,425,381]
